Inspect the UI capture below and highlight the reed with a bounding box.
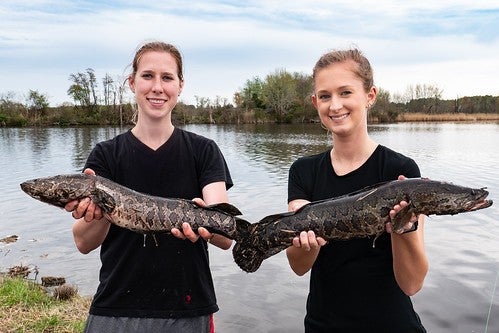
[396,113,499,122]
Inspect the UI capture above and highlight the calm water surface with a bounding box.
[1,123,498,333]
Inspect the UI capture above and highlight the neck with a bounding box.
[330,132,378,175]
[131,118,174,151]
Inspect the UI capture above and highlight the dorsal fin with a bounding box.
[256,211,296,224]
[204,202,242,216]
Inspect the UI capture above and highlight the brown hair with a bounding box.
[312,48,373,92]
[131,41,184,81]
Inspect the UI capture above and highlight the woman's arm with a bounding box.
[72,215,111,254]
[388,175,429,296]
[391,214,428,295]
[285,199,327,276]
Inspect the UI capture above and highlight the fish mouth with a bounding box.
[20,181,35,195]
[467,199,493,211]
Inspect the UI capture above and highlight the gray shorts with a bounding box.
[84,314,212,333]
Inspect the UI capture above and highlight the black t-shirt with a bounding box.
[85,128,233,318]
[288,145,426,333]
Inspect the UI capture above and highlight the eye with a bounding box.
[141,73,153,79]
[162,74,174,81]
[340,90,352,96]
[318,93,330,100]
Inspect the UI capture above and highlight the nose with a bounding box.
[151,77,163,94]
[329,97,342,112]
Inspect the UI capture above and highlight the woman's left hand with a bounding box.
[386,175,419,234]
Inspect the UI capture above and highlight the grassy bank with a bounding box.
[0,275,90,332]
[396,112,499,122]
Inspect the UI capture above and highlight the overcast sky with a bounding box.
[1,0,498,106]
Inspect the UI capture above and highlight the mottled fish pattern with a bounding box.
[20,173,246,240]
[232,178,492,272]
[21,175,492,273]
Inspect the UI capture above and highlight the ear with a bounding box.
[128,75,135,93]
[178,80,184,96]
[368,86,377,105]
[311,94,318,109]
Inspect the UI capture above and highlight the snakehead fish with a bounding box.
[232,178,493,273]
[20,173,249,240]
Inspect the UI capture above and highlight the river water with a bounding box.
[1,123,498,332]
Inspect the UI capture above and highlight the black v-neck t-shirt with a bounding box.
[85,128,233,318]
[288,145,426,333]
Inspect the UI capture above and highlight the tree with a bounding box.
[235,77,265,111]
[292,72,314,122]
[263,69,297,122]
[102,74,114,108]
[402,84,443,113]
[26,90,49,122]
[195,95,213,123]
[371,88,399,122]
[67,68,98,113]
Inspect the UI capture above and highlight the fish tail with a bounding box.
[232,241,265,273]
[232,218,266,272]
[234,217,252,241]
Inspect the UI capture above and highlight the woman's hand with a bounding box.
[64,168,103,222]
[386,175,419,234]
[291,230,328,251]
[171,197,232,250]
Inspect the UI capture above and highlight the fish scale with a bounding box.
[20,173,247,240]
[232,178,493,273]
[20,175,493,273]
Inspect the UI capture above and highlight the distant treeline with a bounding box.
[0,68,498,126]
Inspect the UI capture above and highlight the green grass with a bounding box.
[0,276,90,333]
[0,277,53,307]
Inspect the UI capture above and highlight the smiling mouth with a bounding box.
[148,98,166,103]
[147,98,167,106]
[330,113,349,121]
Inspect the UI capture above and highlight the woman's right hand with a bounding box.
[291,230,327,251]
[286,199,327,275]
[64,168,103,222]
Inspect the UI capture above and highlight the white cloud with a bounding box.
[0,1,497,106]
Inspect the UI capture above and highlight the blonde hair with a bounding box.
[312,48,374,92]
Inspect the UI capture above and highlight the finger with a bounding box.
[93,205,103,220]
[385,222,393,234]
[397,175,407,181]
[64,200,79,212]
[197,227,212,241]
[83,168,95,176]
[192,198,206,207]
[307,230,319,249]
[317,237,327,247]
[182,223,199,242]
[84,202,95,222]
[300,231,311,251]
[292,237,301,247]
[71,210,81,220]
[390,201,409,219]
[74,198,90,218]
[171,228,186,240]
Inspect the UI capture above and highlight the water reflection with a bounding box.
[1,123,498,333]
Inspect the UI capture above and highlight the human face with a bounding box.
[129,51,184,121]
[312,60,375,136]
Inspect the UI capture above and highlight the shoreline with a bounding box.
[394,112,499,122]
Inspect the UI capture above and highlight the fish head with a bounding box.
[414,180,493,215]
[20,174,95,208]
